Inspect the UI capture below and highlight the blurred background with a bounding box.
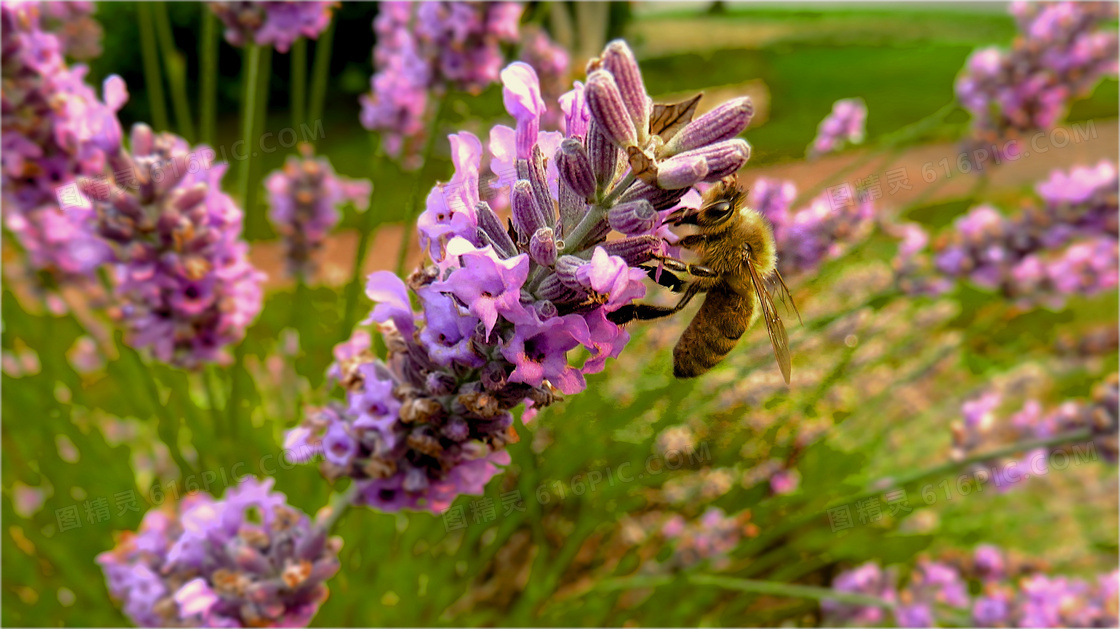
[3,1,1117,627]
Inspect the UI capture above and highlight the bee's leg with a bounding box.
[665,206,701,225]
[607,283,701,325]
[639,264,686,292]
[651,253,718,278]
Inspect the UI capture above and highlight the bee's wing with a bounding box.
[767,268,803,326]
[748,259,792,384]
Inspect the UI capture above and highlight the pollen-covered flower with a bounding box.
[97,477,341,628]
[1,1,125,285]
[265,144,371,279]
[807,98,866,158]
[209,1,336,53]
[956,2,1118,145]
[292,42,760,512]
[79,124,266,369]
[360,2,524,168]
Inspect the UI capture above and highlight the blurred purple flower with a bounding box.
[1,2,125,286]
[265,143,371,279]
[97,477,341,628]
[209,1,336,53]
[808,98,867,158]
[956,2,1118,145]
[80,124,266,369]
[360,2,524,168]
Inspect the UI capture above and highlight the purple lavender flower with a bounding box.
[807,98,867,158]
[265,143,371,279]
[659,508,747,570]
[749,177,876,276]
[97,477,341,628]
[822,562,898,625]
[292,42,761,512]
[956,2,1118,145]
[79,124,266,369]
[1,1,125,286]
[519,25,570,131]
[360,2,524,167]
[894,161,1119,307]
[209,1,336,53]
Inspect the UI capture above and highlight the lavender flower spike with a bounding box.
[98,477,341,628]
[808,97,867,158]
[209,1,337,53]
[289,41,768,513]
[266,143,372,279]
[82,124,266,369]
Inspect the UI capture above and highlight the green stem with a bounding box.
[248,46,273,239]
[199,7,218,145]
[341,146,383,337]
[126,348,197,477]
[307,19,335,129]
[137,3,169,132]
[394,100,446,276]
[237,42,262,229]
[321,483,361,533]
[152,1,195,142]
[593,573,894,609]
[290,38,307,128]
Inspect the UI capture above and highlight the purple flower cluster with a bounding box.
[807,98,867,158]
[209,1,336,53]
[827,548,1119,627]
[660,508,748,569]
[290,41,755,512]
[952,373,1118,470]
[893,161,1119,307]
[265,144,371,279]
[1,1,125,284]
[956,2,1118,145]
[79,124,266,369]
[97,477,341,628]
[359,2,523,167]
[750,177,876,276]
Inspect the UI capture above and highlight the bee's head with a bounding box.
[675,179,748,229]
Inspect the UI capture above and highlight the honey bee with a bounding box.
[608,176,799,381]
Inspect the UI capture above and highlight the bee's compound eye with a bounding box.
[704,201,733,222]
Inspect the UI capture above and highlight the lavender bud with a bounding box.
[588,119,622,191]
[130,123,154,156]
[170,183,209,212]
[512,180,547,242]
[475,201,517,258]
[481,361,509,390]
[617,180,691,211]
[535,299,558,320]
[559,177,588,237]
[601,235,662,265]
[402,466,429,493]
[674,139,751,181]
[557,138,596,201]
[528,145,556,228]
[608,200,659,234]
[586,70,637,148]
[442,417,470,442]
[555,255,586,289]
[664,97,754,156]
[530,227,558,266]
[601,40,651,142]
[656,154,710,190]
[537,273,585,303]
[425,371,456,396]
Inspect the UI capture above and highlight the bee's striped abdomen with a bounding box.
[672,285,752,378]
